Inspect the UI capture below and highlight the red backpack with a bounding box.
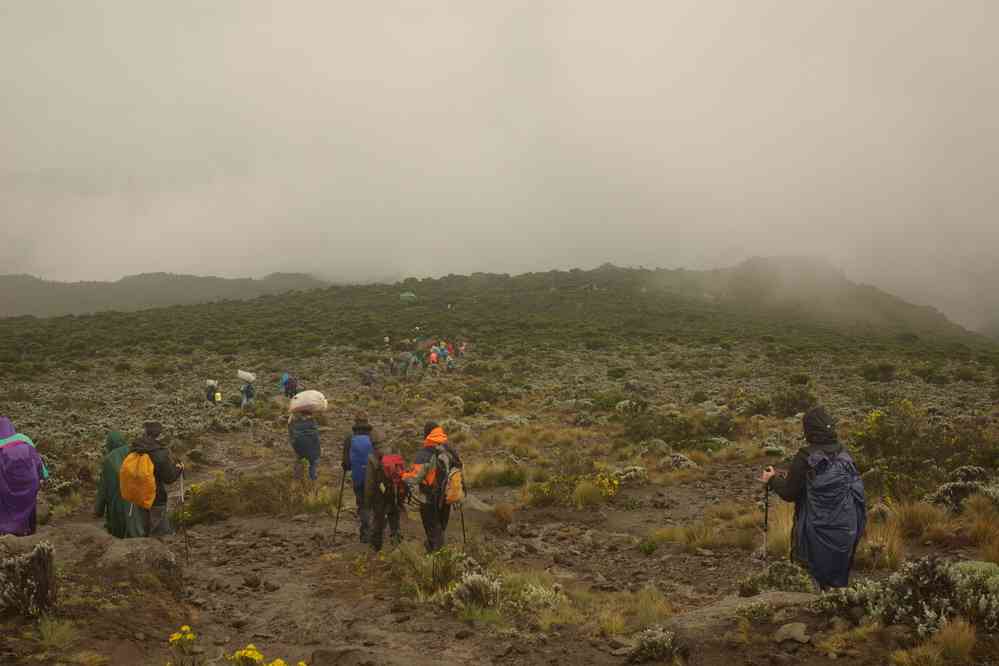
[381,454,408,502]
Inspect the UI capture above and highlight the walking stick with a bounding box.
[333,469,347,541]
[180,471,191,564]
[459,504,467,547]
[762,481,769,562]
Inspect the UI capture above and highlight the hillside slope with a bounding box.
[0,272,328,317]
[0,258,992,374]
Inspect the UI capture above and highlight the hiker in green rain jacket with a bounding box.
[94,432,146,538]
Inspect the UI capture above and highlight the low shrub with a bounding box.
[738,560,816,597]
[817,557,999,638]
[770,385,817,417]
[861,362,897,383]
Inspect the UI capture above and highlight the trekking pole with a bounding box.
[180,471,191,564]
[762,481,769,563]
[332,468,347,542]
[459,504,467,548]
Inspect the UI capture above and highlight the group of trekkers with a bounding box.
[0,398,863,591]
[391,338,467,377]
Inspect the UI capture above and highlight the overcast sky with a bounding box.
[1,2,996,328]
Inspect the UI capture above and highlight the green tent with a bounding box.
[399,292,418,304]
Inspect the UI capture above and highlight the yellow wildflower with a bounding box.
[180,625,192,632]
[185,633,196,641]
[169,632,183,644]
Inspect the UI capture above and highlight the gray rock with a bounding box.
[665,592,817,648]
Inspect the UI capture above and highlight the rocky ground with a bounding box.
[2,341,999,665]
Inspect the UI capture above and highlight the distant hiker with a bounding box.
[342,414,376,543]
[122,422,183,537]
[760,406,866,590]
[0,416,46,536]
[446,356,457,373]
[459,342,467,357]
[363,436,405,552]
[446,341,455,358]
[240,381,256,409]
[403,422,464,553]
[282,374,300,398]
[94,431,146,538]
[289,411,321,480]
[206,380,222,405]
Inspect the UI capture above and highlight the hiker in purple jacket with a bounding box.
[0,417,46,536]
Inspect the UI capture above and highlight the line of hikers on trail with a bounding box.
[390,338,467,377]
[1,401,862,590]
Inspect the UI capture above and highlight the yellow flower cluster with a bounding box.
[167,625,197,647]
[228,644,264,663]
[592,472,621,499]
[226,644,307,666]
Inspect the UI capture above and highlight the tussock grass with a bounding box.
[573,480,605,509]
[493,503,515,526]
[37,616,78,652]
[815,622,884,656]
[891,618,976,665]
[178,470,340,525]
[464,461,526,488]
[894,502,948,539]
[766,501,794,559]
[855,519,905,571]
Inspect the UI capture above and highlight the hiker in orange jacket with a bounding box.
[403,422,462,553]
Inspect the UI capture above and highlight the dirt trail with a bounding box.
[7,413,824,665]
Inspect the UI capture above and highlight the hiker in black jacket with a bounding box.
[130,422,183,536]
[760,406,866,589]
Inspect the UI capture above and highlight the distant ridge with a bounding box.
[0,272,328,318]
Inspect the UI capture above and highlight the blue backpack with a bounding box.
[350,434,374,489]
[793,449,867,589]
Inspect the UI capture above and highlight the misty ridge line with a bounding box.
[0,257,992,345]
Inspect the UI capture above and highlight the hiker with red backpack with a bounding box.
[120,422,183,537]
[342,413,378,543]
[403,422,465,553]
[363,438,406,552]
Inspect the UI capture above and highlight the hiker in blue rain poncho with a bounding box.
[760,406,866,590]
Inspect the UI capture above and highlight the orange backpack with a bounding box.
[119,452,156,509]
